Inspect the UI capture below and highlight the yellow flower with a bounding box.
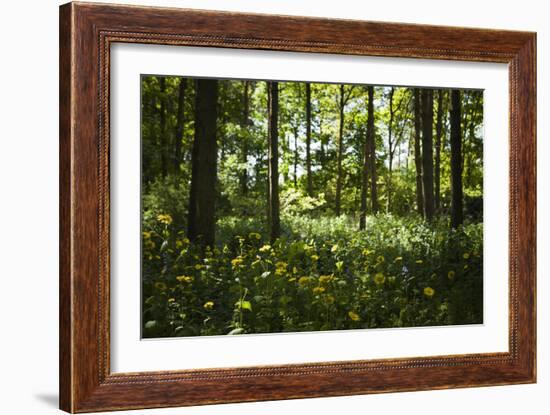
[231,257,244,268]
[348,311,360,321]
[415,259,423,264]
[276,261,287,270]
[249,232,261,240]
[154,282,167,290]
[331,244,339,253]
[394,256,403,262]
[424,287,435,298]
[311,254,319,261]
[463,253,470,259]
[292,266,298,274]
[313,286,326,295]
[374,273,385,286]
[298,276,311,286]
[156,213,173,225]
[319,275,333,284]
[203,301,214,310]
[176,275,194,283]
[376,255,385,263]
[324,295,335,304]
[362,249,371,256]
[142,231,152,239]
[447,270,456,280]
[259,244,271,253]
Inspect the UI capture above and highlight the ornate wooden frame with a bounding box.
[59,2,536,412]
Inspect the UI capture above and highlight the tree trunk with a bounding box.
[267,81,280,242]
[450,89,464,228]
[359,121,369,230]
[239,81,250,195]
[173,77,186,174]
[293,126,298,187]
[413,89,424,216]
[434,89,443,211]
[367,86,378,214]
[158,77,168,177]
[187,79,218,246]
[305,83,313,196]
[335,84,345,216]
[386,87,395,213]
[421,89,435,221]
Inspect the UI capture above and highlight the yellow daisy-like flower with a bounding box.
[156,213,173,225]
[319,275,333,284]
[231,257,244,268]
[374,273,385,286]
[298,276,311,286]
[447,270,456,280]
[176,275,193,283]
[324,295,335,304]
[313,286,325,295]
[376,255,385,263]
[348,311,360,321]
[203,301,214,310]
[424,287,435,298]
[463,252,470,259]
[259,244,271,253]
[362,249,371,256]
[154,282,167,290]
[142,231,152,239]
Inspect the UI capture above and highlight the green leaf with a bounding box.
[235,300,252,311]
[144,320,157,329]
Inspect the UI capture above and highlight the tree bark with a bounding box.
[450,89,464,228]
[359,108,369,230]
[158,77,168,177]
[305,83,313,196]
[267,81,281,242]
[187,79,218,247]
[239,81,250,195]
[367,86,378,214]
[335,84,345,216]
[173,77,186,174]
[413,89,424,216]
[386,87,395,213]
[421,89,435,221]
[434,89,443,211]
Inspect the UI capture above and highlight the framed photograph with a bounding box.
[59,2,536,412]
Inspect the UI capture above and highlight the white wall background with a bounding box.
[0,0,546,414]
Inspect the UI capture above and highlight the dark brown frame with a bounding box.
[59,2,536,412]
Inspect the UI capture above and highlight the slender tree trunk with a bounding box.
[450,89,464,228]
[305,83,313,196]
[367,86,378,213]
[173,77,186,174]
[386,87,395,213]
[421,90,435,221]
[335,84,345,216]
[434,89,443,211]
[359,125,369,230]
[158,77,168,177]
[187,79,218,247]
[413,89,424,216]
[267,81,280,242]
[293,126,298,187]
[240,81,250,195]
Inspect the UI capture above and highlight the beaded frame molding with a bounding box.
[59,2,536,412]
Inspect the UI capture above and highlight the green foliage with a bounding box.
[142,214,482,337]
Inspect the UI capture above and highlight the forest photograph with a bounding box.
[140,75,484,338]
